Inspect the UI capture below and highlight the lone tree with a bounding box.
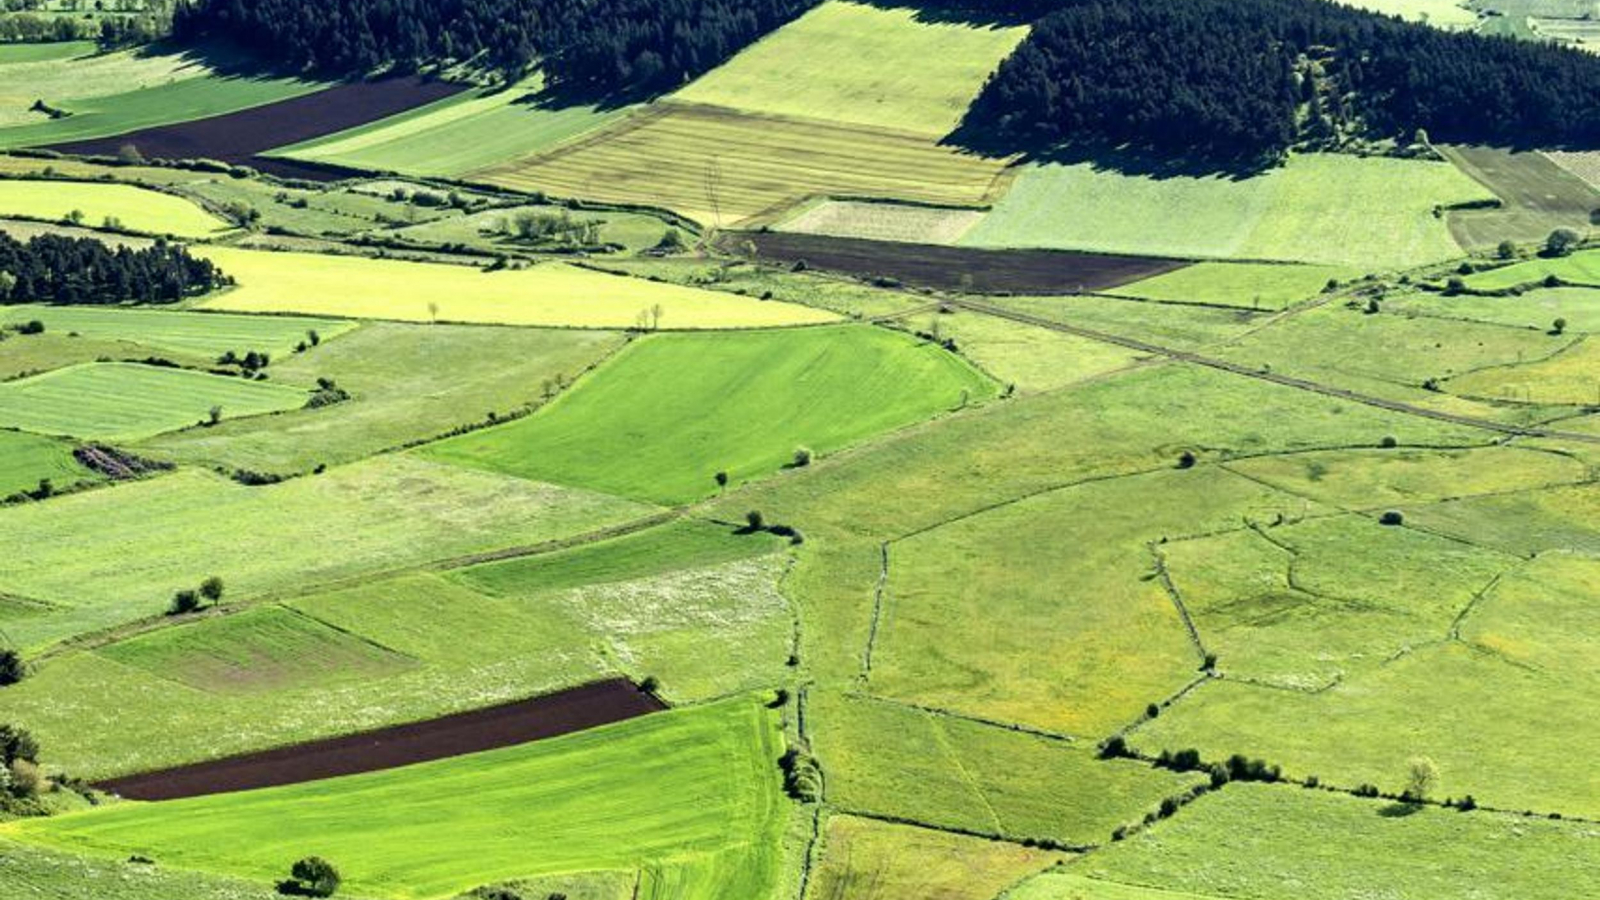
[0,650,25,687]
[169,589,200,616]
[745,510,765,532]
[1496,240,1517,260]
[199,576,225,606]
[283,857,341,897]
[714,471,728,491]
[792,446,813,467]
[1404,756,1439,803]
[1546,228,1581,257]
[1553,317,1569,336]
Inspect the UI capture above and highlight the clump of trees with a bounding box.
[501,210,602,248]
[168,575,225,616]
[963,0,1600,161]
[0,649,25,687]
[777,747,821,802]
[0,233,225,306]
[279,856,341,897]
[0,723,44,809]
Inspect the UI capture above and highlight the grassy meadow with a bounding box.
[805,814,1064,900]
[672,0,1028,136]
[193,247,838,328]
[1107,262,1355,310]
[0,428,95,497]
[424,326,996,504]
[0,180,229,236]
[962,153,1490,269]
[8,701,784,900]
[0,305,356,360]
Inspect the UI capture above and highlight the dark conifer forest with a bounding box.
[0,233,225,306]
[963,0,1600,159]
[171,0,819,94]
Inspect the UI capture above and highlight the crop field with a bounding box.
[897,309,1144,393]
[729,231,1186,294]
[0,455,650,651]
[0,362,306,441]
[671,1,1029,136]
[274,75,633,177]
[0,179,228,236]
[8,700,783,900]
[805,814,1064,900]
[1106,262,1354,310]
[777,199,986,245]
[1463,248,1600,290]
[1543,149,1600,189]
[193,246,837,328]
[424,326,996,504]
[961,153,1492,269]
[0,428,94,497]
[1440,145,1600,249]
[474,103,1013,226]
[0,46,213,129]
[0,305,355,360]
[142,323,626,472]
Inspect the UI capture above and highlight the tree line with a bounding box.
[0,233,226,306]
[171,0,818,94]
[962,0,1600,160]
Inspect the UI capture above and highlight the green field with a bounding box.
[0,839,301,900]
[898,309,1143,393]
[0,305,355,359]
[424,326,997,504]
[9,700,784,900]
[672,1,1028,136]
[1388,285,1600,332]
[1463,248,1600,290]
[0,47,212,129]
[274,75,633,177]
[0,455,651,650]
[0,179,228,236]
[0,428,95,498]
[1440,145,1600,249]
[0,362,306,441]
[477,103,1013,226]
[1107,262,1355,310]
[194,246,838,328]
[806,814,1064,900]
[962,153,1491,269]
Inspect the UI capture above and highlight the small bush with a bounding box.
[281,857,340,897]
[1379,510,1404,526]
[1098,735,1130,759]
[168,589,200,615]
[0,650,24,687]
[1380,435,1398,448]
[1176,450,1197,469]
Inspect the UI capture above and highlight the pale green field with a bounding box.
[0,305,355,359]
[777,199,986,245]
[0,428,95,497]
[1390,286,1600,332]
[0,839,305,900]
[1108,262,1355,310]
[900,309,1143,393]
[1010,873,1223,900]
[424,326,997,505]
[194,247,839,328]
[1333,0,1482,27]
[274,75,633,177]
[8,701,785,900]
[0,180,229,236]
[806,814,1064,900]
[0,47,210,128]
[1078,783,1600,900]
[0,362,306,441]
[672,1,1028,136]
[1463,249,1600,290]
[963,154,1490,269]
[1223,445,1587,509]
[1447,336,1600,405]
[994,295,1266,351]
[0,455,651,650]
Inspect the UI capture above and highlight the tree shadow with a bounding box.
[852,0,1038,29]
[939,118,1284,181]
[1378,801,1425,818]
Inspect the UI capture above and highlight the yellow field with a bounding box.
[194,246,840,328]
[0,179,229,237]
[1447,338,1600,406]
[475,103,1013,226]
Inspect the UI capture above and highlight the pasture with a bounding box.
[193,246,838,328]
[0,47,211,129]
[897,309,1143,393]
[423,325,997,504]
[0,305,356,360]
[671,0,1029,136]
[1388,285,1600,332]
[805,814,1064,900]
[0,429,94,498]
[0,180,228,236]
[1107,262,1354,310]
[0,362,306,441]
[1463,248,1600,290]
[475,103,1012,226]
[1440,145,1600,249]
[961,153,1491,269]
[8,701,784,900]
[0,455,651,650]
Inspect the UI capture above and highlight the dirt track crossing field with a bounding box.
[95,679,665,800]
[46,77,466,181]
[725,230,1190,294]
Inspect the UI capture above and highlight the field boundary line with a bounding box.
[925,711,1007,835]
[858,541,890,682]
[824,805,1095,854]
[846,691,1080,745]
[1147,544,1210,665]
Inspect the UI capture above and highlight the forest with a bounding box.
[963,0,1600,159]
[171,0,819,94]
[0,233,225,306]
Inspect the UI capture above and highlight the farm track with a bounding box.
[952,297,1600,444]
[96,678,665,801]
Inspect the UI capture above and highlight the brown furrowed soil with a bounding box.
[48,77,466,181]
[724,230,1189,294]
[96,679,665,800]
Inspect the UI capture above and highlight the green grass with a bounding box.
[1078,783,1600,900]
[140,322,625,472]
[388,202,673,254]
[0,428,94,498]
[0,41,97,64]
[0,838,308,900]
[424,326,996,505]
[1390,286,1600,332]
[898,310,1142,393]
[0,304,357,359]
[806,814,1065,900]
[1009,873,1224,900]
[275,75,634,177]
[777,199,985,245]
[811,692,1206,846]
[671,0,1029,136]
[7,700,785,900]
[0,362,307,441]
[1463,248,1600,290]
[874,467,1307,736]
[591,258,931,320]
[193,246,838,329]
[962,154,1490,269]
[991,295,1266,351]
[1404,480,1600,556]
[1222,445,1587,509]
[1107,262,1355,311]
[0,46,213,129]
[0,70,324,148]
[0,179,228,236]
[1446,336,1600,405]
[478,103,1011,226]
[0,455,651,650]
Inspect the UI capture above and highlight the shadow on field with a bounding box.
[855,0,1036,29]
[939,123,1284,181]
[1379,801,1426,818]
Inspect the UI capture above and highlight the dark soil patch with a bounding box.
[724,230,1188,294]
[96,678,665,800]
[47,77,467,182]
